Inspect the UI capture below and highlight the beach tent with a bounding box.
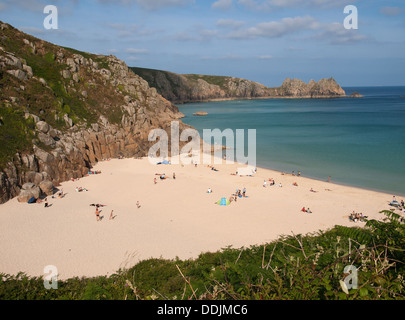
[236,166,256,176]
[389,200,401,207]
[157,160,170,165]
[216,197,230,206]
[28,196,36,204]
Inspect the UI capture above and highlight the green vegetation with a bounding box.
[184,74,229,89]
[0,22,130,169]
[0,103,35,166]
[1,210,404,300]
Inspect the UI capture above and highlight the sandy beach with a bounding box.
[0,156,399,280]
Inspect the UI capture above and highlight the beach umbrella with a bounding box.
[216,197,230,206]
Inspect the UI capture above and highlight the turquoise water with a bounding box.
[178,87,405,196]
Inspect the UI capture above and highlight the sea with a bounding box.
[178,86,405,196]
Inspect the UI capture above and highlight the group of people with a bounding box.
[75,186,88,192]
[263,179,278,187]
[229,188,247,203]
[93,201,141,222]
[301,207,312,214]
[349,211,367,223]
[154,172,176,184]
[87,170,102,175]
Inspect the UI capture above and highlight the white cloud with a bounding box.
[313,22,368,44]
[237,0,357,11]
[126,48,149,54]
[212,0,233,10]
[216,19,246,29]
[258,55,273,59]
[127,56,141,61]
[227,16,319,39]
[134,0,194,10]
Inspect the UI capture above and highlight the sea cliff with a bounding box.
[0,22,187,203]
[130,67,347,104]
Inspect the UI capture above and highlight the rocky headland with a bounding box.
[130,67,348,104]
[0,22,187,204]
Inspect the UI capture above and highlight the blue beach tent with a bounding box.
[216,197,230,206]
[28,196,36,204]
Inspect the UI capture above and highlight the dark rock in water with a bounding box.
[349,92,364,98]
[193,111,208,116]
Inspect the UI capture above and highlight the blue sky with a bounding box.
[1,0,404,86]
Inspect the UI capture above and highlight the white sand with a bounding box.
[0,157,398,280]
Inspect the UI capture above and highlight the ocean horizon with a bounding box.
[179,86,405,197]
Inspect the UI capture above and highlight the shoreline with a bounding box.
[174,95,349,105]
[255,161,405,198]
[0,156,402,280]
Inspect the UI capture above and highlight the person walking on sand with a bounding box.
[136,201,141,209]
[109,210,115,220]
[154,178,157,184]
[173,172,176,180]
[263,180,267,188]
[95,207,100,221]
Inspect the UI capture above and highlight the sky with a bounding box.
[0,0,404,87]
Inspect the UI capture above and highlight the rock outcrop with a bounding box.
[130,67,348,103]
[275,77,347,98]
[0,21,188,204]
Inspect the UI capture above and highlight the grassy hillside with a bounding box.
[0,22,128,166]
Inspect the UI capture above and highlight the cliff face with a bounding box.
[130,67,347,103]
[0,22,187,204]
[277,78,346,98]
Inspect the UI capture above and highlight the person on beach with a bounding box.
[95,207,100,221]
[306,208,312,213]
[154,178,157,184]
[243,188,246,197]
[401,200,404,207]
[173,172,176,180]
[301,207,306,212]
[136,201,141,209]
[263,180,267,188]
[207,188,212,194]
[44,198,49,208]
[328,176,331,183]
[109,210,115,220]
[298,171,301,177]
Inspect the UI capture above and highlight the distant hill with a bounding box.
[130,67,347,104]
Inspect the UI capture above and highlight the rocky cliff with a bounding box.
[130,67,347,103]
[0,22,187,204]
